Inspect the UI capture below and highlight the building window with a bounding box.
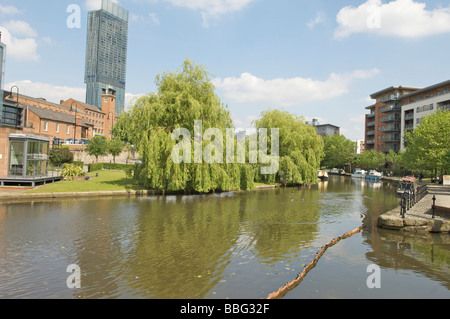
[56,123,59,133]
[66,125,70,135]
[44,121,48,132]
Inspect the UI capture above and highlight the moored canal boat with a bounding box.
[318,170,329,181]
[365,170,383,182]
[351,169,366,178]
[396,176,418,195]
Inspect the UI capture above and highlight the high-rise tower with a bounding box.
[84,0,128,114]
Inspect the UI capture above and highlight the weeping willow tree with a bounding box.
[113,59,254,192]
[254,110,324,186]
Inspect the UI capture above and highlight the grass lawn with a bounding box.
[27,170,145,194]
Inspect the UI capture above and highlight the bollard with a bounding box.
[432,195,436,219]
[401,193,406,218]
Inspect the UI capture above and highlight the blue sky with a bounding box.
[1,0,450,141]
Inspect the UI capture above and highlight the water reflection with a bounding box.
[0,175,448,299]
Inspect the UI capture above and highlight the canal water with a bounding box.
[0,175,448,299]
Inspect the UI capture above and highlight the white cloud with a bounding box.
[5,80,142,110]
[307,12,325,29]
[0,5,20,16]
[85,0,119,11]
[149,13,160,25]
[42,37,53,45]
[335,0,450,39]
[131,12,160,25]
[5,80,86,104]
[0,26,39,62]
[124,92,145,110]
[2,20,37,37]
[163,0,257,27]
[212,68,380,108]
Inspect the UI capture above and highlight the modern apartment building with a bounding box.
[364,80,450,153]
[85,0,129,114]
[399,80,450,151]
[307,118,340,136]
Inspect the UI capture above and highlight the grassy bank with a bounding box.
[25,171,281,195]
[27,170,144,194]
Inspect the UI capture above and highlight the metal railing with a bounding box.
[400,185,427,218]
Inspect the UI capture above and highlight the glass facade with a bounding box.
[84,0,129,114]
[8,135,49,178]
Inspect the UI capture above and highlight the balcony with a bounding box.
[365,139,375,145]
[366,130,375,136]
[381,114,400,123]
[366,121,375,127]
[381,135,400,143]
[380,93,400,103]
[404,124,414,131]
[380,105,400,113]
[404,113,414,120]
[366,113,375,119]
[381,125,400,133]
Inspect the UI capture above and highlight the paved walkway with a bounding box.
[378,184,450,232]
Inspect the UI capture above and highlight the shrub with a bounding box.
[49,148,73,166]
[73,161,84,168]
[88,163,104,172]
[62,164,86,178]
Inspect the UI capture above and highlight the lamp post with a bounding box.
[9,85,19,129]
[432,195,436,219]
[72,102,77,143]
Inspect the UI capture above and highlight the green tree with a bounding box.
[86,136,108,163]
[113,59,252,192]
[403,110,450,177]
[49,147,73,166]
[254,110,324,186]
[356,149,385,170]
[321,134,356,169]
[107,138,125,163]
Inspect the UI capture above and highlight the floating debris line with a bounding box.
[264,225,365,299]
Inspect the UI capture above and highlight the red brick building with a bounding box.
[0,88,118,185]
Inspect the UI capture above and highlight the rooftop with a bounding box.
[370,86,422,99]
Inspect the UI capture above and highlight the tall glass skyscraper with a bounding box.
[85,0,129,114]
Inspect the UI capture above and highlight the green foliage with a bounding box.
[355,149,385,170]
[403,110,450,174]
[356,149,386,170]
[49,148,73,166]
[254,110,324,186]
[114,59,249,193]
[86,136,108,162]
[88,163,104,172]
[73,161,84,168]
[62,163,86,178]
[107,138,125,163]
[321,134,356,169]
[88,163,135,172]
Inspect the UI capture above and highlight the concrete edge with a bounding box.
[377,208,450,233]
[0,184,279,202]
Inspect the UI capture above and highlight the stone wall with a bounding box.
[70,147,140,165]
